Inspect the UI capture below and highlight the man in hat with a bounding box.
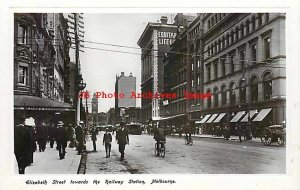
[14,123,31,174]
[24,117,36,165]
[56,121,67,159]
[115,122,129,161]
[76,121,84,154]
[90,126,97,152]
[36,121,48,152]
[103,128,112,158]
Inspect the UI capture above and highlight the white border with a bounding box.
[1,0,299,190]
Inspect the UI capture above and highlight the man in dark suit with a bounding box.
[115,122,129,161]
[14,123,31,174]
[56,121,67,159]
[36,122,48,152]
[103,128,112,158]
[90,126,97,152]
[76,122,84,155]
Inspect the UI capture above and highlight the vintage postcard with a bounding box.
[0,0,299,190]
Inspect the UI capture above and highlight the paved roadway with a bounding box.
[85,132,285,174]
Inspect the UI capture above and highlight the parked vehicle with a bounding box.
[260,125,286,146]
[127,123,142,135]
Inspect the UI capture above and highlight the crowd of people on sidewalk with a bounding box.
[14,117,86,174]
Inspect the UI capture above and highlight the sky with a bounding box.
[81,13,174,113]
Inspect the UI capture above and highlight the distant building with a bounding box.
[91,93,98,113]
[115,72,136,108]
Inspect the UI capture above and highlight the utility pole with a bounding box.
[74,13,80,125]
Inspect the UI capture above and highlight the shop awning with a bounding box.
[154,113,186,121]
[14,95,75,111]
[252,108,272,122]
[199,114,211,124]
[213,113,226,123]
[240,110,258,122]
[230,111,245,122]
[206,114,218,123]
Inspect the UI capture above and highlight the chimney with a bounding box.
[160,16,168,24]
[129,72,133,77]
[121,72,125,77]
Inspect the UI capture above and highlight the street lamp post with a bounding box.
[77,77,86,125]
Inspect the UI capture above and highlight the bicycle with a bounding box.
[154,141,166,158]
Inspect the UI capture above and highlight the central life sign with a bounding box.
[157,31,177,45]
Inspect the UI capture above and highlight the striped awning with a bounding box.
[206,114,218,123]
[213,113,226,123]
[199,114,211,124]
[240,110,258,122]
[253,108,272,122]
[230,111,245,123]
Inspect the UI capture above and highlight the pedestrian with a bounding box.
[90,126,97,152]
[103,128,112,158]
[68,124,77,148]
[76,121,84,155]
[56,121,67,159]
[48,123,57,148]
[25,117,36,165]
[153,124,166,156]
[237,124,242,143]
[36,121,48,152]
[115,122,129,161]
[14,123,31,174]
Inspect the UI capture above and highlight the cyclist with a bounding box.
[185,124,192,144]
[153,124,166,156]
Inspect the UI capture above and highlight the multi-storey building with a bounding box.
[14,13,76,125]
[138,16,178,124]
[198,13,286,134]
[161,14,197,129]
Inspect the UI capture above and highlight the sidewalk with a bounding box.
[14,142,81,174]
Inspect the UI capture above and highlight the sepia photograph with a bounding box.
[13,12,286,175]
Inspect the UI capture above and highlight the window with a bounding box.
[191,62,194,71]
[18,66,28,85]
[239,79,246,104]
[213,87,219,108]
[252,16,256,31]
[207,89,211,108]
[229,83,236,105]
[214,62,218,79]
[208,20,211,29]
[230,54,235,73]
[221,85,227,106]
[246,20,250,35]
[206,64,211,82]
[251,44,257,64]
[263,72,272,100]
[208,47,211,57]
[197,60,200,68]
[251,76,258,102]
[258,14,262,27]
[265,13,269,23]
[235,27,239,41]
[18,24,27,44]
[240,50,245,69]
[191,79,194,88]
[221,59,226,77]
[197,76,200,85]
[264,37,271,59]
[240,23,244,38]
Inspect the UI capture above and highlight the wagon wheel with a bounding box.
[261,128,272,146]
[277,137,285,146]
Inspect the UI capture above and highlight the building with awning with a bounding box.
[14,95,75,111]
[206,114,218,123]
[240,110,258,122]
[253,108,272,122]
[213,113,226,123]
[230,111,245,123]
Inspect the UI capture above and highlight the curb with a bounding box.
[77,150,87,174]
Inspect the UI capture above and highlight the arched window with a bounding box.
[229,82,236,105]
[213,87,219,108]
[251,76,258,102]
[207,89,212,108]
[239,79,246,104]
[263,72,272,100]
[221,85,227,106]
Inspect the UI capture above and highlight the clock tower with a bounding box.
[91,93,98,114]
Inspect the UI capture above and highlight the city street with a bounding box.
[86,132,286,174]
